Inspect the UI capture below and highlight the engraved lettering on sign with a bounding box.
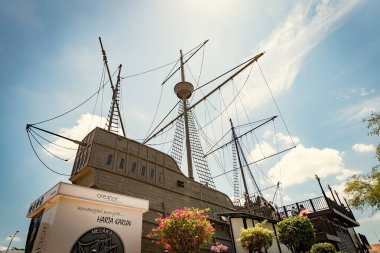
[96,194,118,203]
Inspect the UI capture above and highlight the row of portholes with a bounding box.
[105,153,164,184]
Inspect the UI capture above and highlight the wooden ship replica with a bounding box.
[26,38,293,253]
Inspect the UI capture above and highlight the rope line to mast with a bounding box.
[143,42,207,140]
[30,64,118,126]
[193,114,234,187]
[197,62,255,132]
[28,130,69,161]
[26,130,70,176]
[29,128,77,150]
[257,61,296,147]
[144,85,165,140]
[231,79,265,158]
[122,40,206,80]
[143,100,180,142]
[194,54,261,92]
[122,59,179,79]
[231,78,273,190]
[88,64,107,133]
[273,118,284,206]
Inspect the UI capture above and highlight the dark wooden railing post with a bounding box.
[315,174,330,209]
[328,185,338,203]
[309,199,316,212]
[296,202,301,212]
[334,190,343,206]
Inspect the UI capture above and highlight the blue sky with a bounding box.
[1,0,380,249]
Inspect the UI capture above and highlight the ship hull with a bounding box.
[70,127,235,252]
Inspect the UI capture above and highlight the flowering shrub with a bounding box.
[310,242,337,253]
[239,221,274,253]
[210,243,228,252]
[147,207,215,253]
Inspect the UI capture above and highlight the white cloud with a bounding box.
[268,144,356,188]
[239,0,360,114]
[5,236,21,242]
[337,95,380,123]
[264,130,272,139]
[303,192,317,199]
[282,194,292,203]
[247,133,299,164]
[44,113,106,160]
[250,141,276,162]
[275,133,300,146]
[335,168,357,181]
[357,213,380,224]
[352,143,376,153]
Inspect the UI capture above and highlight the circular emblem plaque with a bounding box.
[70,227,124,253]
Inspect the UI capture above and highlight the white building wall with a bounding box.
[230,217,292,253]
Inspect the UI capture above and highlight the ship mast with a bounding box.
[174,50,194,180]
[230,119,251,212]
[99,37,126,137]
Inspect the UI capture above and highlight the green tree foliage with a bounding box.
[365,112,380,160]
[344,112,380,213]
[310,242,337,253]
[239,221,274,253]
[277,216,316,253]
[344,166,380,213]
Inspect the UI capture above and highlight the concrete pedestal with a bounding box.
[25,182,149,253]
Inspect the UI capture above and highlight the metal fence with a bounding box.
[276,196,355,220]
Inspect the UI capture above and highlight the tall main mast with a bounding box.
[174,50,194,180]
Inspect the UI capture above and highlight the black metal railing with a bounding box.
[276,196,356,221]
[325,197,355,220]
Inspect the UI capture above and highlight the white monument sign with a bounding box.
[25,182,149,253]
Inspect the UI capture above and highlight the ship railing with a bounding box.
[325,196,355,220]
[276,196,355,220]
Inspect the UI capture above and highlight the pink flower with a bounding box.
[210,243,228,252]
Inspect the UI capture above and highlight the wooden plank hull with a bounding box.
[70,127,236,252]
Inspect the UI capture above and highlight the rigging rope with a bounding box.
[88,64,107,133]
[30,65,119,126]
[257,62,296,147]
[142,41,207,141]
[144,85,165,140]
[192,107,234,188]
[29,128,77,150]
[273,118,284,206]
[143,101,180,141]
[197,63,255,132]
[231,79,266,158]
[26,130,70,176]
[197,43,206,84]
[122,40,206,80]
[29,131,69,161]
[122,59,179,79]
[194,54,260,92]
[230,77,274,189]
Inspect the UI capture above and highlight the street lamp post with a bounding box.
[6,230,19,253]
